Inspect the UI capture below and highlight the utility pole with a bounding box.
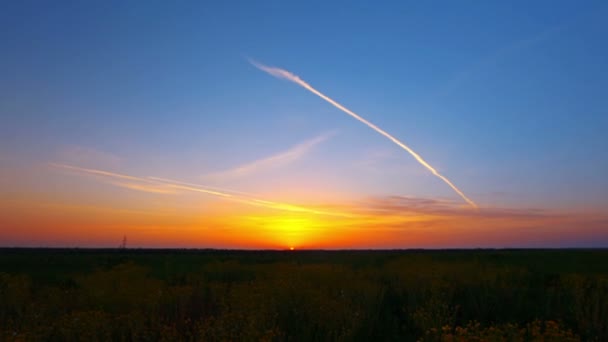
[119,235,127,249]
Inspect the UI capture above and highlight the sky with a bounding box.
[1,1,607,248]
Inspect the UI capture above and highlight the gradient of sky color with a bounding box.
[1,1,607,248]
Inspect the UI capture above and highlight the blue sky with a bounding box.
[1,1,608,247]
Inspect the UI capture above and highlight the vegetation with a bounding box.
[1,249,607,341]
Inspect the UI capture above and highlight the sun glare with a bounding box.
[259,215,322,248]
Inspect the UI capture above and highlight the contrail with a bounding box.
[51,163,354,217]
[51,163,233,198]
[250,60,477,208]
[202,131,336,181]
[148,176,255,197]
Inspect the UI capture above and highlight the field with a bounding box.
[1,249,607,341]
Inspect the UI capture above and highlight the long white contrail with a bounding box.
[50,163,354,217]
[250,60,477,208]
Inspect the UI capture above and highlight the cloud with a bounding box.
[351,195,548,219]
[108,181,180,194]
[203,131,335,182]
[298,195,608,248]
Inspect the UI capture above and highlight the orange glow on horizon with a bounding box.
[232,214,332,249]
[2,199,606,249]
[1,163,605,249]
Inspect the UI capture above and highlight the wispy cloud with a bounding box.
[203,131,335,182]
[298,196,608,248]
[108,181,179,194]
[348,195,549,219]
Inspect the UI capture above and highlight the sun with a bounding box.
[242,214,331,249]
[262,215,318,248]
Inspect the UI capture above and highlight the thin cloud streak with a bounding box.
[203,131,335,181]
[250,60,478,208]
[50,163,352,217]
[109,181,179,194]
[347,195,549,219]
[148,176,255,197]
[433,25,564,99]
[51,163,234,198]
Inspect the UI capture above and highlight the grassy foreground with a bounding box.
[1,249,607,341]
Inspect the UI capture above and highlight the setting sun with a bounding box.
[264,216,321,248]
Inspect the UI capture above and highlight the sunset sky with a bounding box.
[1,1,608,248]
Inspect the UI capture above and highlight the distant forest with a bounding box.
[1,249,607,341]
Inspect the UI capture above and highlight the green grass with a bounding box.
[1,249,607,341]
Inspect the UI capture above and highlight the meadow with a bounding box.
[1,249,607,341]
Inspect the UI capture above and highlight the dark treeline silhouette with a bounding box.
[1,248,607,341]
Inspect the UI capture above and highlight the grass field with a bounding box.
[1,249,607,341]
